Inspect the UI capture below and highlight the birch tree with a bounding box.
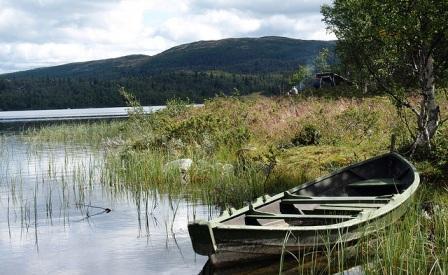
[322,0,448,153]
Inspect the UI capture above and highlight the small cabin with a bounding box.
[313,73,352,89]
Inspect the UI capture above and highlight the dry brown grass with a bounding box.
[227,95,398,147]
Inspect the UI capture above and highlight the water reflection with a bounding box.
[199,251,365,275]
[0,134,217,274]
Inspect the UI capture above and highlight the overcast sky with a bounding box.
[0,0,335,74]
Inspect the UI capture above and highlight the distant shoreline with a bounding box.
[0,106,166,123]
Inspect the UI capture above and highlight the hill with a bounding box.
[142,36,333,74]
[0,37,335,110]
[4,54,150,79]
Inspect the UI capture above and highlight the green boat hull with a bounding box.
[188,153,420,267]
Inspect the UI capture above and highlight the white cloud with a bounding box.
[191,0,331,15]
[0,0,335,73]
[159,9,261,42]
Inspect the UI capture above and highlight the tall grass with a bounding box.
[276,186,448,274]
[25,93,448,205]
[362,187,447,274]
[23,92,448,272]
[102,147,269,207]
[24,120,127,146]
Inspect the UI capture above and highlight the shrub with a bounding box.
[292,124,321,146]
[336,107,379,138]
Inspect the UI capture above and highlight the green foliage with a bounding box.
[322,0,448,87]
[120,87,142,109]
[313,48,331,73]
[433,135,448,165]
[120,95,252,157]
[321,0,448,94]
[119,87,145,120]
[164,98,190,117]
[168,111,251,149]
[336,107,379,139]
[289,65,312,85]
[415,125,448,182]
[0,71,289,110]
[26,94,448,203]
[322,0,448,150]
[292,124,321,146]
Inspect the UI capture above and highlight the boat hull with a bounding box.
[188,153,420,267]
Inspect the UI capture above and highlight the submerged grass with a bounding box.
[24,120,128,146]
[102,148,268,207]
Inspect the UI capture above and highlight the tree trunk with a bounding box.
[363,81,368,94]
[413,54,440,151]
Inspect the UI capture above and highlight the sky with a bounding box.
[0,0,335,74]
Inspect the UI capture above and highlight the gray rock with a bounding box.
[221,164,234,175]
[164,158,193,173]
[164,158,193,184]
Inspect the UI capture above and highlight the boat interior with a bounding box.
[222,154,415,227]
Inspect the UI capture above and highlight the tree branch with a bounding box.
[400,108,416,140]
[441,117,448,125]
[426,21,448,63]
[360,55,421,118]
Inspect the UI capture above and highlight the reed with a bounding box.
[24,120,127,146]
[276,186,448,274]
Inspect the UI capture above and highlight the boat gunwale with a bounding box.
[193,152,420,232]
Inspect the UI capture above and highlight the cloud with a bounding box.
[0,0,335,74]
[191,0,331,15]
[158,9,261,42]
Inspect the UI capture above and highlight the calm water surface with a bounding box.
[0,106,166,122]
[0,134,217,274]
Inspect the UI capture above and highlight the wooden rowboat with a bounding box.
[188,152,420,267]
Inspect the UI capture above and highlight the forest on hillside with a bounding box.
[0,71,288,110]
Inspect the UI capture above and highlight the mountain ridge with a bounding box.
[0,36,335,110]
[2,36,334,78]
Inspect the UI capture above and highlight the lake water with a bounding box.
[0,105,204,123]
[0,134,217,274]
[0,106,166,122]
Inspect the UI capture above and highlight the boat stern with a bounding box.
[188,220,216,256]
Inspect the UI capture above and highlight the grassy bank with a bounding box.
[24,91,448,273]
[23,95,400,204]
[25,92,448,197]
